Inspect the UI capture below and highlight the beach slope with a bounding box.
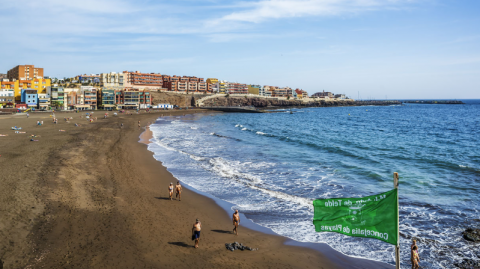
[0,111,340,269]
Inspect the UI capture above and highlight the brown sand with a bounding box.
[0,110,394,269]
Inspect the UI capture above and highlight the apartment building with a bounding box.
[98,88,118,109]
[312,91,334,98]
[82,87,98,110]
[295,89,309,99]
[76,74,101,84]
[100,72,125,87]
[1,78,51,101]
[38,93,50,109]
[21,89,38,107]
[248,85,262,95]
[198,82,208,93]
[208,83,218,93]
[116,90,152,109]
[218,81,227,94]
[123,71,163,90]
[226,82,248,95]
[206,78,218,84]
[262,86,273,97]
[49,87,65,105]
[0,89,15,108]
[187,81,198,92]
[7,65,44,80]
[178,82,187,92]
[0,73,7,80]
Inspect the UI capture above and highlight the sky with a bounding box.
[0,0,479,99]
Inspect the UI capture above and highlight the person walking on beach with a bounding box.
[192,219,201,248]
[168,183,174,200]
[138,120,141,128]
[233,209,240,235]
[411,245,420,269]
[411,239,420,269]
[175,181,182,201]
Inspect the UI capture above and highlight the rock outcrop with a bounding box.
[150,92,208,107]
[463,228,480,242]
[201,96,400,108]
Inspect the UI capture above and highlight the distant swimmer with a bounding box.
[168,183,174,200]
[192,219,202,248]
[175,181,182,201]
[233,209,240,235]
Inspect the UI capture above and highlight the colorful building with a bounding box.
[38,93,50,109]
[123,71,163,90]
[206,78,218,84]
[0,89,15,108]
[100,72,125,87]
[248,85,261,95]
[226,82,248,95]
[49,87,65,106]
[7,65,44,80]
[21,89,38,107]
[0,78,50,102]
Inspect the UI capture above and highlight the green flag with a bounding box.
[313,189,398,245]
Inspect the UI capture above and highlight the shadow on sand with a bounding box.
[154,197,174,200]
[211,229,233,234]
[168,242,193,248]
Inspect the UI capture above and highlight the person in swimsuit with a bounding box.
[192,219,202,248]
[233,209,240,235]
[411,245,420,269]
[168,183,174,200]
[175,181,182,201]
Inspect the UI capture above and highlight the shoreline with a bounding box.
[140,114,394,268]
[0,109,390,268]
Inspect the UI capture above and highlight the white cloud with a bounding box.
[208,0,420,25]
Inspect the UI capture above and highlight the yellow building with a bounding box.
[247,85,260,95]
[206,78,218,84]
[218,81,227,94]
[0,79,51,101]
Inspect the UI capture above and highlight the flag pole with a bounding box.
[394,172,400,269]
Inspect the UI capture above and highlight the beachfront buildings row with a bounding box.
[0,84,152,110]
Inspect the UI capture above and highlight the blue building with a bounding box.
[21,89,38,107]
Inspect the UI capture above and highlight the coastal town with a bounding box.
[0,64,349,111]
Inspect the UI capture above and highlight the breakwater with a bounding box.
[402,100,464,104]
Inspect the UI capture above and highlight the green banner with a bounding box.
[313,189,398,245]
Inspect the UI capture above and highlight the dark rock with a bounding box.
[454,258,480,268]
[201,96,400,108]
[463,228,480,242]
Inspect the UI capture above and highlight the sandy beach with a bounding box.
[0,110,348,269]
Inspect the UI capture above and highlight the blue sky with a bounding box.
[1,0,479,99]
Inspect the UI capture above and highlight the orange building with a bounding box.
[123,71,164,90]
[7,65,44,80]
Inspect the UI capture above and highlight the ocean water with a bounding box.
[147,100,480,268]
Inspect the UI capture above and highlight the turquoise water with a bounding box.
[148,101,480,268]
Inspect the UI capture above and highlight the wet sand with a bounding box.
[0,110,392,269]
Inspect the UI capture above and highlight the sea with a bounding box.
[146,100,480,268]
